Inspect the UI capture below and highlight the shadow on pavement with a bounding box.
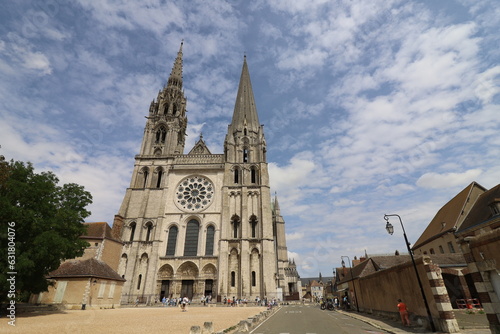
[337,308,489,334]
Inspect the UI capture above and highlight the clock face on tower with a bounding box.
[174,175,214,212]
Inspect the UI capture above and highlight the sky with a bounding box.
[1,0,499,279]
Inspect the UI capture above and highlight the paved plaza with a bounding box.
[1,305,266,334]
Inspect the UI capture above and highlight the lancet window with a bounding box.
[183,219,200,256]
[166,226,178,256]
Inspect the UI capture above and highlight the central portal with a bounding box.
[181,280,194,300]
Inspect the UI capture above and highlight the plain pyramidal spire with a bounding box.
[230,55,260,132]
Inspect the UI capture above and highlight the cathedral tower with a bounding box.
[139,42,187,156]
[115,44,299,304]
[218,56,276,299]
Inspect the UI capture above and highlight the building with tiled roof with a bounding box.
[335,253,471,312]
[299,274,334,301]
[456,183,500,333]
[32,222,125,310]
[50,258,124,281]
[413,182,486,256]
[80,222,124,273]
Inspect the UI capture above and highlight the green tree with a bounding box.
[0,160,92,299]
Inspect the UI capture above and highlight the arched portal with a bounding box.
[177,262,199,300]
[157,264,174,299]
[201,264,218,298]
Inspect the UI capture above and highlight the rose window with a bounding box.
[175,176,214,212]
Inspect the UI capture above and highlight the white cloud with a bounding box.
[22,51,51,74]
[1,33,52,75]
[1,0,498,279]
[269,154,317,192]
[333,198,365,207]
[474,65,500,103]
[416,169,483,189]
[286,232,304,241]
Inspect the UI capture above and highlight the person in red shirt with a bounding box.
[397,299,410,326]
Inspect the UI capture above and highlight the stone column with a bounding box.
[425,262,459,333]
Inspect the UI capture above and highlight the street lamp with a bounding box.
[332,270,336,293]
[341,256,359,312]
[384,214,436,332]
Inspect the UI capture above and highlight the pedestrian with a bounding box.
[135,298,139,307]
[342,295,349,310]
[397,299,410,327]
[181,296,189,311]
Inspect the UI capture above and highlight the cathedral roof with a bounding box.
[188,134,212,154]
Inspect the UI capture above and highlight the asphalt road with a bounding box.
[250,304,389,334]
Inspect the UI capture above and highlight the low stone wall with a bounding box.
[189,307,279,334]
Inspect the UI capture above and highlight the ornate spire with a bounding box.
[139,41,187,156]
[167,40,183,89]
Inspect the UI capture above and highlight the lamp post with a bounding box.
[341,256,359,312]
[384,214,436,332]
[332,269,336,295]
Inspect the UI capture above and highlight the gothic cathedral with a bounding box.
[113,42,300,303]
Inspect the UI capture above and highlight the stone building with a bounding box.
[456,183,500,333]
[412,181,486,256]
[112,42,299,304]
[31,222,125,309]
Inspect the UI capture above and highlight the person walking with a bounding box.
[397,299,410,327]
[181,296,189,311]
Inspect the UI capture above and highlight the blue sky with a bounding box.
[1,0,499,278]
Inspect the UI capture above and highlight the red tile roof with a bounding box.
[412,182,485,249]
[457,184,500,233]
[48,258,125,281]
[81,222,121,243]
[336,253,466,284]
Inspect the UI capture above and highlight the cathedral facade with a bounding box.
[113,43,300,303]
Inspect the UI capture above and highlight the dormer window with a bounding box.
[489,200,500,216]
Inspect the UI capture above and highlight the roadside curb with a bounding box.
[337,310,491,334]
[188,306,280,334]
[336,310,401,334]
[336,310,441,334]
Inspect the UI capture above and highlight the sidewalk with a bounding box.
[337,309,490,334]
